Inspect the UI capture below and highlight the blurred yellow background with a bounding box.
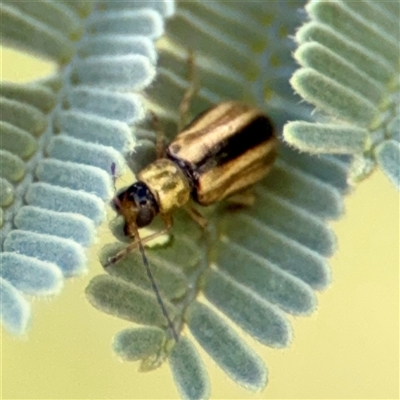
[1,47,399,400]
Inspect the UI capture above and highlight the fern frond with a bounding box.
[1,0,356,398]
[1,1,166,333]
[284,0,399,189]
[86,1,351,398]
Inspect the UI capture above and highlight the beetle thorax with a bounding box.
[137,158,191,214]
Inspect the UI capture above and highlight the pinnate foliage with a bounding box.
[2,1,391,399]
[284,0,399,188]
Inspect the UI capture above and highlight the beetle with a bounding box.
[114,101,277,237]
[107,100,278,342]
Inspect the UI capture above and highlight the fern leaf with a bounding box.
[1,0,164,334]
[284,0,400,189]
[169,337,210,400]
[1,0,355,398]
[87,1,350,398]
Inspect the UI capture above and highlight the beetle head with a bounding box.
[113,181,159,235]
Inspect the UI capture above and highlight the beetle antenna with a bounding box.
[134,226,179,343]
[110,162,122,210]
[111,162,117,188]
[109,162,179,342]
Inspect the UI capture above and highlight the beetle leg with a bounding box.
[104,215,173,268]
[226,190,256,208]
[183,205,208,229]
[147,110,166,159]
[178,49,198,131]
[161,213,173,230]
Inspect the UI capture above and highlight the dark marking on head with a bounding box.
[113,181,159,229]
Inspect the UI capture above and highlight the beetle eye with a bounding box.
[114,181,158,227]
[126,190,135,202]
[136,207,155,227]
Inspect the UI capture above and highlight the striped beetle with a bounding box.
[108,101,278,342]
[107,56,278,342]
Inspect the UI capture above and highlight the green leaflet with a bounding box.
[0,2,75,62]
[0,96,48,136]
[375,140,400,189]
[0,121,39,159]
[203,268,292,347]
[113,326,165,362]
[290,68,379,127]
[169,337,210,400]
[0,0,369,398]
[284,121,369,154]
[286,0,399,189]
[187,301,267,392]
